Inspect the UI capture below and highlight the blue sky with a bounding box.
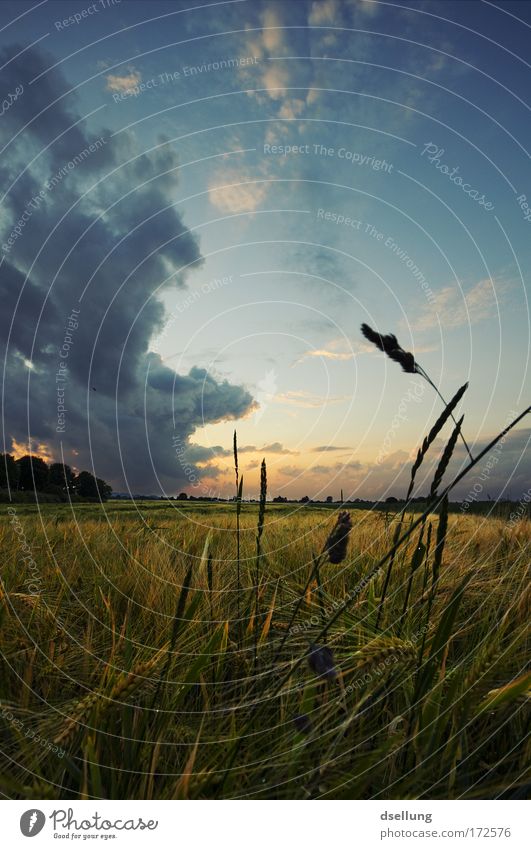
[1,0,530,498]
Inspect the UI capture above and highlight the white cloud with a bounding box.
[348,0,380,17]
[105,68,141,93]
[278,98,306,119]
[208,168,269,213]
[295,338,356,364]
[309,0,341,26]
[261,7,284,52]
[261,65,291,100]
[304,348,354,361]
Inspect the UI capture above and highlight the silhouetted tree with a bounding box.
[74,471,99,498]
[74,471,111,500]
[299,495,310,503]
[49,462,74,493]
[16,455,49,491]
[0,453,19,490]
[176,492,188,500]
[326,495,333,503]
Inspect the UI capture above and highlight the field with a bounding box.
[0,498,529,800]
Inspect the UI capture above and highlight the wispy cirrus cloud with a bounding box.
[275,390,350,408]
[312,445,351,452]
[294,338,356,365]
[303,348,355,362]
[413,279,507,332]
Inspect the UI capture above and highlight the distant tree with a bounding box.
[49,462,74,493]
[176,492,188,500]
[385,496,398,503]
[0,453,19,490]
[299,495,310,503]
[73,471,112,500]
[74,471,99,498]
[96,477,112,500]
[16,455,49,491]
[273,495,287,503]
[326,495,333,503]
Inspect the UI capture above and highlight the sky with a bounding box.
[0,0,530,500]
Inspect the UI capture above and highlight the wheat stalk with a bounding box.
[254,459,267,670]
[54,645,167,748]
[352,637,417,670]
[361,323,473,461]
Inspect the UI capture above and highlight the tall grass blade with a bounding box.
[150,561,194,709]
[234,430,242,639]
[429,415,464,500]
[406,383,468,503]
[254,459,267,669]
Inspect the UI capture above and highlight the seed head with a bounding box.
[308,644,338,681]
[293,714,313,734]
[361,323,418,375]
[324,510,352,564]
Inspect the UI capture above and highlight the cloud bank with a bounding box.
[0,45,254,493]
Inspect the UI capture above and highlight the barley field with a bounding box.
[0,496,529,800]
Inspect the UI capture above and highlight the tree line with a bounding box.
[0,454,112,501]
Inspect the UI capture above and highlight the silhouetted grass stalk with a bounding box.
[361,324,473,462]
[254,459,267,670]
[233,431,243,643]
[375,383,469,628]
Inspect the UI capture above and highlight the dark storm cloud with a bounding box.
[0,46,254,492]
[0,44,113,173]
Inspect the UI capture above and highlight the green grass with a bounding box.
[0,500,529,799]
